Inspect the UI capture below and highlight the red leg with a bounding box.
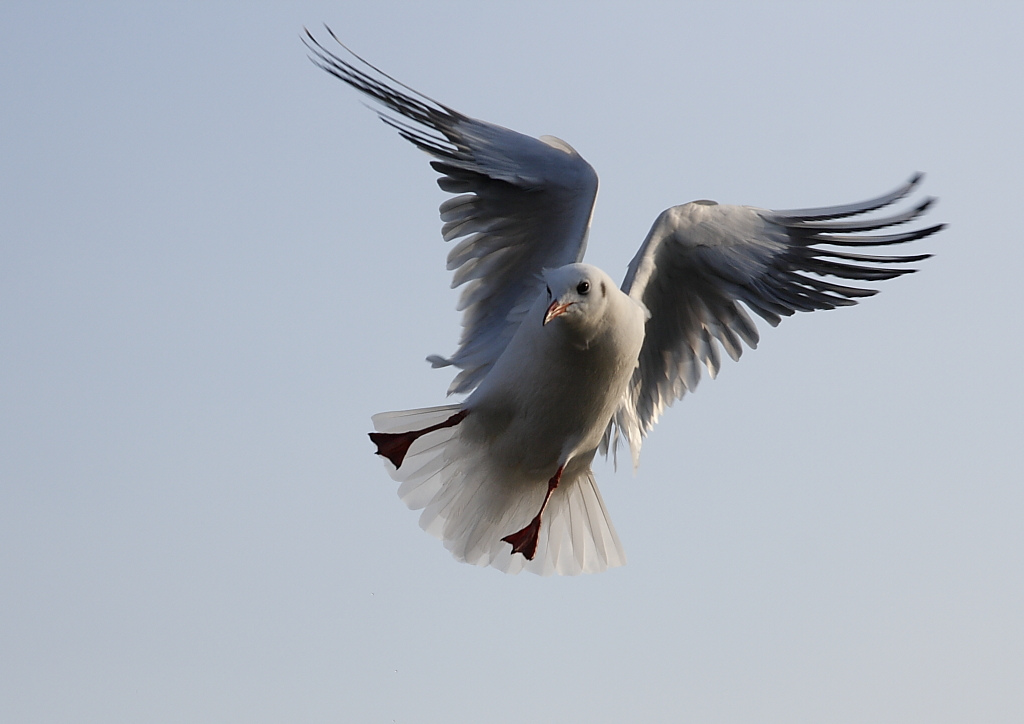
[368,409,468,469]
[502,464,564,560]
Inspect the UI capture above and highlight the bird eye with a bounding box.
[576,280,590,295]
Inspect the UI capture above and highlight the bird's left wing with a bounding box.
[305,29,599,394]
[605,175,944,465]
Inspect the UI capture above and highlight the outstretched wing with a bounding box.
[305,29,600,394]
[606,174,944,464]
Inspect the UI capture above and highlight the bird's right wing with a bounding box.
[605,175,944,465]
[306,29,600,394]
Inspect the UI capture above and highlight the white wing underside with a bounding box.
[372,405,626,575]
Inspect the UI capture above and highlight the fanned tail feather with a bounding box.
[370,405,626,575]
[534,470,626,575]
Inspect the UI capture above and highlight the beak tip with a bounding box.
[544,299,572,325]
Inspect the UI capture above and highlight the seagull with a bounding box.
[305,29,944,576]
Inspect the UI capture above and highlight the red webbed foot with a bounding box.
[502,515,542,559]
[369,409,468,469]
[502,464,564,560]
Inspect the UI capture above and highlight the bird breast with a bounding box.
[464,289,645,475]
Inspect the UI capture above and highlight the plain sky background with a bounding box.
[2,2,1022,722]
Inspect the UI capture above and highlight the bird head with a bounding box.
[540,264,614,334]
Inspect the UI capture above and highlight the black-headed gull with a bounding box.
[305,30,944,576]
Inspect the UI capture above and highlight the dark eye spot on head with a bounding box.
[576,280,590,295]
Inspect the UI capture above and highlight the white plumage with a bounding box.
[306,29,944,575]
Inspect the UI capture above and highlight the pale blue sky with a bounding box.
[2,2,1022,722]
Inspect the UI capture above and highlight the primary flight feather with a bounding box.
[305,29,944,576]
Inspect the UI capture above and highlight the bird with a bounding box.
[305,29,944,576]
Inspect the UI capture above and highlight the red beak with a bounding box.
[543,299,573,325]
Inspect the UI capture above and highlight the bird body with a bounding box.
[467,264,646,476]
[306,30,944,575]
[371,264,645,574]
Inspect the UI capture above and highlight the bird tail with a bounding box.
[370,405,626,575]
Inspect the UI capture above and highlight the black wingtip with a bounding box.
[920,222,947,239]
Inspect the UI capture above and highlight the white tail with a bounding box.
[371,405,626,575]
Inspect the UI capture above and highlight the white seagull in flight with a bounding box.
[305,29,944,576]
